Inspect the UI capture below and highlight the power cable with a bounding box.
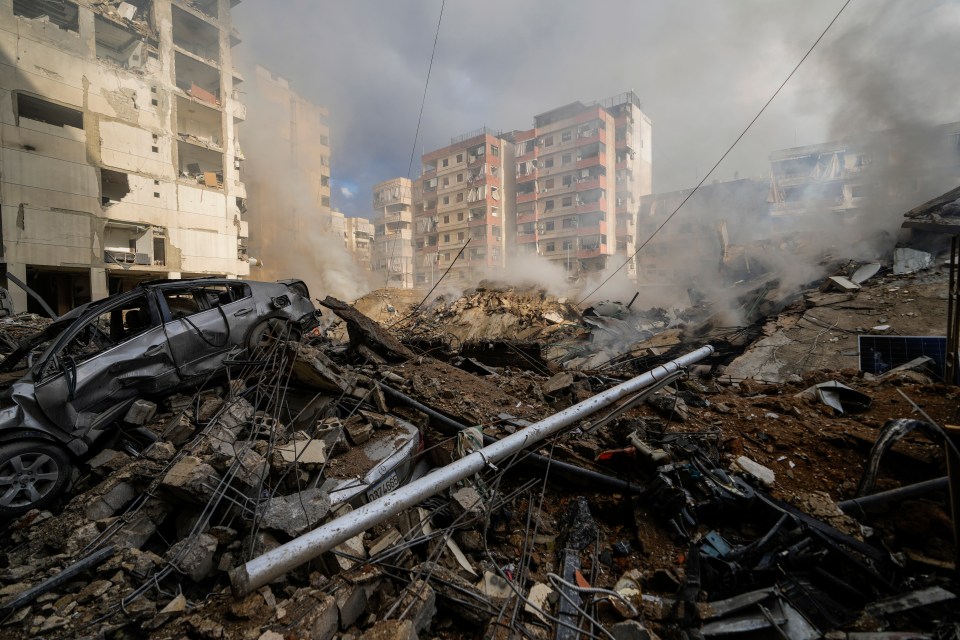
[406,0,446,179]
[578,0,853,305]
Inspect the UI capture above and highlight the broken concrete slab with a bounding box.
[733,456,775,487]
[161,456,222,503]
[825,276,861,293]
[290,342,353,392]
[124,399,158,425]
[542,371,575,396]
[277,437,327,465]
[321,296,416,362]
[259,488,331,537]
[893,248,933,275]
[166,533,217,582]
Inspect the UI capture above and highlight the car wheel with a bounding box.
[0,441,72,519]
[246,317,294,354]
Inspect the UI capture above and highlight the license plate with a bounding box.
[366,471,400,501]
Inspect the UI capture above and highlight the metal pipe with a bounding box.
[379,383,647,495]
[838,476,948,514]
[230,345,714,596]
[0,546,115,614]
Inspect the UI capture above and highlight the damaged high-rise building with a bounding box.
[371,177,414,288]
[0,0,250,314]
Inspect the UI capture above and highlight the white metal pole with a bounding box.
[230,345,715,595]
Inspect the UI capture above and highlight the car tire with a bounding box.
[0,441,72,519]
[246,317,294,354]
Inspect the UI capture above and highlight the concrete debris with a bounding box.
[893,247,933,275]
[0,258,955,640]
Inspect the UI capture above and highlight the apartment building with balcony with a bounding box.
[768,121,960,219]
[371,177,414,288]
[511,92,651,278]
[413,128,515,287]
[1,0,249,314]
[345,215,374,273]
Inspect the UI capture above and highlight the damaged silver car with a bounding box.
[0,278,318,518]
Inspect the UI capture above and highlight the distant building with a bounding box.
[345,216,374,273]
[511,91,652,279]
[414,129,515,286]
[371,178,415,288]
[635,179,770,286]
[1,0,249,314]
[244,66,332,294]
[768,121,960,219]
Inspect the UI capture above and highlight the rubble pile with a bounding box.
[0,252,956,638]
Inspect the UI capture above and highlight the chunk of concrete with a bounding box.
[327,533,367,572]
[163,414,196,446]
[611,620,660,640]
[450,486,485,520]
[358,620,418,640]
[368,527,402,557]
[259,488,331,537]
[542,372,575,396]
[166,533,217,582]
[893,247,933,275]
[161,456,221,503]
[113,513,158,549]
[733,456,776,488]
[392,580,435,634]
[232,448,269,488]
[825,275,860,293]
[525,583,554,624]
[124,399,158,425]
[277,438,327,465]
[85,481,136,520]
[345,418,373,446]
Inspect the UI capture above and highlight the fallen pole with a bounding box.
[838,476,948,514]
[379,382,648,495]
[230,345,714,596]
[0,545,115,614]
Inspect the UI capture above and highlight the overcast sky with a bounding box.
[233,0,960,219]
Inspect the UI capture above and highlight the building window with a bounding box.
[14,0,80,31]
[544,158,554,169]
[562,130,572,143]
[563,175,573,187]
[457,154,463,163]
[562,153,572,165]
[16,93,83,129]
[443,215,449,223]
[545,179,555,189]
[544,221,555,231]
[546,242,555,252]
[458,231,465,241]
[321,196,330,207]
[457,173,463,183]
[543,135,554,147]
[457,212,464,221]
[544,200,555,211]
[563,240,573,250]
[443,158,449,167]
[443,234,450,243]
[443,196,449,205]
[443,176,450,187]
[456,192,463,202]
[491,145,499,157]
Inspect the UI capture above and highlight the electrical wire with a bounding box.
[578,0,853,305]
[406,0,446,180]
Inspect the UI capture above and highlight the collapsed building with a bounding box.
[0,0,252,315]
[0,190,957,638]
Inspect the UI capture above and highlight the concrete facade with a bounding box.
[414,130,515,287]
[0,0,249,314]
[345,215,373,273]
[371,177,414,289]
[512,91,651,279]
[768,121,960,219]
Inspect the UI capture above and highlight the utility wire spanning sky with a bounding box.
[234,0,960,220]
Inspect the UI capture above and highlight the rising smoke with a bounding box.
[241,73,372,302]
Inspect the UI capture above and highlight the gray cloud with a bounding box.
[234,0,959,219]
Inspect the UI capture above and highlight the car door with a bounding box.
[32,290,177,437]
[157,281,256,380]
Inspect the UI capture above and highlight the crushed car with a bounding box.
[0,277,319,518]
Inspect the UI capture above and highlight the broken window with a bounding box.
[161,283,251,319]
[100,169,130,206]
[175,52,221,104]
[16,93,83,129]
[177,95,223,148]
[13,0,79,32]
[95,15,152,68]
[177,140,223,187]
[172,5,220,62]
[56,293,154,366]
